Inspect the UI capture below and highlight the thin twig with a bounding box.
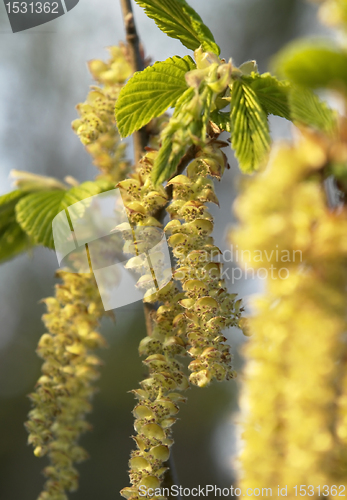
[120,0,148,163]
[119,6,195,494]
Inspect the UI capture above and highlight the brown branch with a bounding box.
[120,0,148,163]
[119,4,193,496]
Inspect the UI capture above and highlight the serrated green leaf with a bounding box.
[210,111,231,133]
[16,180,114,249]
[273,40,347,89]
[152,138,177,186]
[0,190,27,209]
[0,190,27,229]
[0,221,32,264]
[134,0,220,54]
[151,86,211,185]
[115,55,195,138]
[289,86,337,135]
[230,81,271,173]
[244,73,291,120]
[0,190,33,263]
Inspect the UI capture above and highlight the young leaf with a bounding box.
[210,111,231,133]
[134,0,220,54]
[0,191,33,263]
[0,190,27,209]
[152,137,178,186]
[0,191,27,228]
[244,73,291,120]
[0,181,74,263]
[15,180,114,249]
[273,40,347,89]
[115,55,195,138]
[0,221,32,265]
[289,86,337,135]
[151,86,210,185]
[230,81,271,173]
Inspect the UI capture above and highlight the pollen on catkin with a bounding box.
[119,132,243,498]
[25,272,106,500]
[26,45,132,500]
[72,45,132,183]
[165,139,242,388]
[119,151,189,500]
[233,132,347,492]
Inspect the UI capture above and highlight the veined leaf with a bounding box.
[0,190,33,263]
[0,190,28,230]
[210,111,231,133]
[0,190,27,209]
[115,55,195,138]
[151,86,204,185]
[16,180,114,249]
[152,138,177,186]
[230,81,271,173]
[0,221,32,265]
[273,40,347,89]
[289,86,337,135]
[134,0,220,54]
[244,73,291,120]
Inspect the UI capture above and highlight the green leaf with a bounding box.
[0,190,27,230]
[152,138,177,186]
[134,0,220,54]
[0,190,33,263]
[16,180,114,249]
[0,221,32,265]
[244,73,291,120]
[289,86,337,135]
[115,55,195,138]
[151,86,208,185]
[273,40,347,89]
[0,190,27,209]
[210,111,231,133]
[230,80,271,173]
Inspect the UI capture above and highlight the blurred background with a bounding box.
[0,0,328,498]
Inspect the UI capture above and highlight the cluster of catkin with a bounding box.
[26,46,132,500]
[165,139,242,388]
[118,151,189,500]
[310,0,347,28]
[119,139,242,499]
[72,45,131,183]
[26,272,106,500]
[234,130,347,492]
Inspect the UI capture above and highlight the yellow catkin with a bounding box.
[72,45,132,183]
[26,46,132,500]
[165,139,242,388]
[26,272,106,500]
[119,133,243,499]
[310,0,347,28]
[233,133,347,495]
[119,152,189,500]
